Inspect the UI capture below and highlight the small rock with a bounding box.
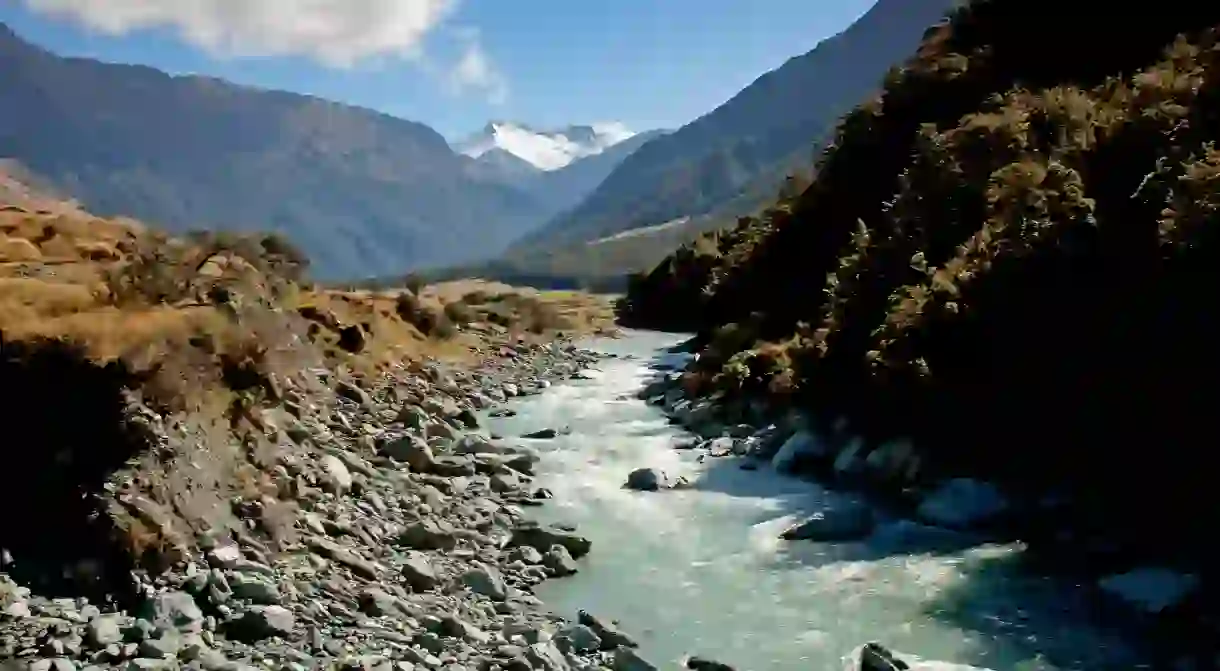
[613,647,657,671]
[137,632,182,660]
[398,520,457,551]
[624,468,667,492]
[456,408,480,429]
[508,523,591,559]
[230,572,282,604]
[576,610,635,649]
[320,455,354,494]
[507,547,542,565]
[337,380,373,408]
[205,544,243,569]
[685,657,736,671]
[462,564,507,601]
[358,588,402,617]
[554,624,600,653]
[228,605,295,642]
[525,642,569,671]
[143,592,203,633]
[858,642,909,671]
[451,435,501,456]
[397,405,429,429]
[490,471,521,493]
[308,538,381,580]
[543,546,578,577]
[87,615,125,647]
[400,552,440,591]
[382,435,436,472]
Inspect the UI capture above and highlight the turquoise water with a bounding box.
[485,331,1148,671]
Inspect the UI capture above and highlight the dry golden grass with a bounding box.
[0,203,291,416]
[0,190,616,407]
[299,279,616,377]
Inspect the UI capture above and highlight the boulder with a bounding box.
[916,479,1009,529]
[227,605,294,642]
[509,522,591,559]
[770,430,826,473]
[400,551,439,591]
[624,468,667,492]
[1098,567,1199,615]
[685,657,736,671]
[463,564,508,601]
[858,642,909,671]
[380,434,435,472]
[780,499,874,542]
[577,610,635,650]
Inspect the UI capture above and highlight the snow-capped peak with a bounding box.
[456,121,637,171]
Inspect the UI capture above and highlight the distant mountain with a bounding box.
[0,23,552,280]
[459,126,669,225]
[456,121,639,172]
[518,0,958,250]
[528,130,669,215]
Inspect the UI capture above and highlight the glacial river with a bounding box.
[484,330,1151,671]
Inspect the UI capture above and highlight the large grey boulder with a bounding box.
[780,498,874,542]
[916,479,1009,529]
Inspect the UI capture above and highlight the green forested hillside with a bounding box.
[622,0,1220,550]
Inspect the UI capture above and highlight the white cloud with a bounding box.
[444,27,507,105]
[21,0,459,67]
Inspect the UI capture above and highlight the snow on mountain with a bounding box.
[456,121,638,171]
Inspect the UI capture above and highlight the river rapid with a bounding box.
[484,331,1150,671]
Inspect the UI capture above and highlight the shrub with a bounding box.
[443,300,478,325]
[402,273,428,295]
[394,291,454,338]
[461,290,490,305]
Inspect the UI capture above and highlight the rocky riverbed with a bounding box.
[0,338,659,671]
[4,328,1215,671]
[622,341,1216,670]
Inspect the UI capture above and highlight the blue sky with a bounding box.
[0,1,878,140]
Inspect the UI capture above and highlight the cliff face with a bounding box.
[622,0,1220,549]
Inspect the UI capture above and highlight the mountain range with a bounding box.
[514,0,958,254]
[457,121,639,171]
[0,22,661,279]
[456,123,670,223]
[0,0,955,283]
[444,0,958,289]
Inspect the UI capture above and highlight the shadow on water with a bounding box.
[696,457,1161,670]
[915,550,1164,671]
[695,457,985,563]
